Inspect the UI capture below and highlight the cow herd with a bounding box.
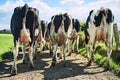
[10,4,114,75]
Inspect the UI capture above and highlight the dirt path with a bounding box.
[0,50,120,80]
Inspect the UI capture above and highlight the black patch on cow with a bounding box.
[53,14,63,33]
[64,13,71,32]
[72,19,80,32]
[106,9,114,24]
[47,22,51,35]
[94,10,104,27]
[22,4,29,18]
[84,10,93,44]
[41,20,46,38]
[25,7,40,42]
[10,4,29,38]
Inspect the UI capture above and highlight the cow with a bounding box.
[50,13,73,66]
[10,4,40,75]
[84,7,114,70]
[35,20,47,53]
[67,18,80,56]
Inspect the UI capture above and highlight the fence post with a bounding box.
[113,23,120,50]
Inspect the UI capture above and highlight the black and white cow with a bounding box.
[50,13,73,66]
[45,21,52,51]
[67,19,80,56]
[84,7,114,70]
[36,20,47,52]
[10,4,40,75]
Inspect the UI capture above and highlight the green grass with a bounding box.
[0,34,13,61]
[79,42,120,75]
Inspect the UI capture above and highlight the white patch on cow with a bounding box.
[67,15,73,38]
[87,22,97,44]
[35,29,39,37]
[90,10,96,24]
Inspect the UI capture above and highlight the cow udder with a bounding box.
[19,29,31,44]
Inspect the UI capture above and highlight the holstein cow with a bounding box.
[50,13,73,66]
[10,4,40,75]
[45,22,53,51]
[84,7,114,70]
[36,20,47,52]
[67,18,80,56]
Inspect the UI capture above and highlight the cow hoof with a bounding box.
[22,60,27,64]
[68,53,72,56]
[50,51,53,56]
[29,64,35,69]
[76,51,79,54]
[33,55,37,60]
[11,69,17,76]
[57,53,62,59]
[59,56,62,59]
[51,62,56,67]
[104,66,110,71]
[87,61,91,66]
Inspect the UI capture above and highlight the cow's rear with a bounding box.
[10,4,40,75]
[50,13,73,66]
[84,7,114,70]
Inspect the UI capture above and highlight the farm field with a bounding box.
[0,33,13,61]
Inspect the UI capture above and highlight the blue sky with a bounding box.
[0,0,120,30]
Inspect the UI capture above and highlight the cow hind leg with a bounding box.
[22,44,27,64]
[76,36,79,54]
[11,41,19,75]
[28,46,35,69]
[51,44,58,67]
[85,44,90,66]
[105,25,113,70]
[33,41,37,59]
[63,43,67,67]
[105,41,112,70]
[87,43,95,66]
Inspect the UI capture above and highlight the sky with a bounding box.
[0,0,120,30]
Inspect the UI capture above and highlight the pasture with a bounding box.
[0,33,13,61]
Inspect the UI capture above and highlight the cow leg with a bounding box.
[11,40,19,75]
[67,40,72,56]
[106,43,112,70]
[51,44,58,67]
[105,26,113,70]
[50,43,54,55]
[72,40,75,52]
[22,44,27,64]
[87,42,95,66]
[33,41,37,59]
[85,44,90,63]
[63,43,67,67]
[28,43,35,69]
[76,36,79,54]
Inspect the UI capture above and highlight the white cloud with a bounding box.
[0,0,120,30]
[28,0,65,21]
[60,0,84,7]
[0,0,25,13]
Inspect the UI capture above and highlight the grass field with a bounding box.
[79,40,120,75]
[0,33,13,61]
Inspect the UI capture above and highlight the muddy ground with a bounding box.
[0,50,120,80]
